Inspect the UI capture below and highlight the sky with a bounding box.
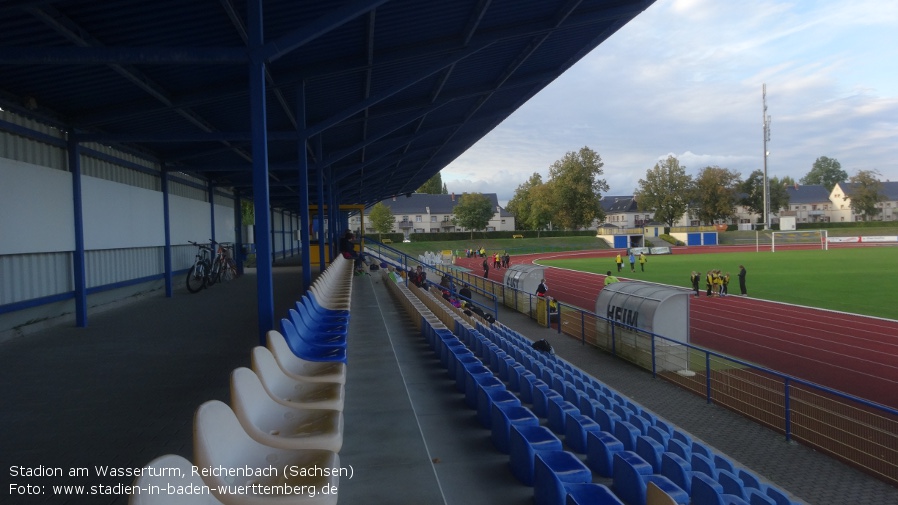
[440,0,898,206]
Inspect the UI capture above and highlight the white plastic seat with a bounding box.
[251,346,345,411]
[230,367,343,452]
[193,400,340,505]
[267,330,347,384]
[129,454,222,505]
[310,285,351,311]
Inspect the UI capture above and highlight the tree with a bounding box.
[452,192,495,238]
[739,170,790,219]
[845,170,885,221]
[441,182,448,194]
[800,156,847,192]
[546,146,609,229]
[506,173,541,231]
[691,166,741,224]
[634,155,692,228]
[367,202,395,239]
[417,172,444,194]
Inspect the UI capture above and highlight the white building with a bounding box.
[350,193,515,239]
[829,181,898,222]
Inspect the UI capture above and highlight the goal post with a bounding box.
[771,229,827,252]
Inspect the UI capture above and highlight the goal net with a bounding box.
[771,229,828,252]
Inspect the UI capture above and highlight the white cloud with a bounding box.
[440,0,898,198]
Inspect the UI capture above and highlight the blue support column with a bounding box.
[234,190,244,274]
[208,182,216,244]
[281,211,286,260]
[316,138,326,269]
[68,137,87,327]
[162,169,173,297]
[297,83,312,291]
[249,0,274,343]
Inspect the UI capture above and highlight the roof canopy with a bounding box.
[0,0,655,210]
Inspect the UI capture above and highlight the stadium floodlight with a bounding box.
[771,230,828,252]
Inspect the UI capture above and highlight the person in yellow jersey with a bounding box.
[605,270,620,286]
[615,253,623,272]
[638,252,647,272]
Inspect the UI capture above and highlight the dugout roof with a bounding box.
[0,0,655,210]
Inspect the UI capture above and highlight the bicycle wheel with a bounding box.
[185,262,207,293]
[220,260,237,282]
[206,260,220,286]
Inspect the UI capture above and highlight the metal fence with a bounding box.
[366,239,898,487]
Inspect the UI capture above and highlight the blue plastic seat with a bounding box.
[586,430,624,478]
[612,452,689,505]
[691,453,719,480]
[491,404,540,453]
[533,381,564,418]
[280,318,346,362]
[546,397,579,435]
[647,425,671,448]
[668,438,691,461]
[509,425,564,485]
[288,309,346,347]
[304,292,349,317]
[691,472,750,505]
[613,419,641,451]
[476,385,519,428]
[661,452,694,494]
[564,413,602,454]
[464,366,501,409]
[298,298,348,325]
[635,435,665,472]
[565,483,625,505]
[293,300,346,332]
[533,451,592,505]
[593,406,621,434]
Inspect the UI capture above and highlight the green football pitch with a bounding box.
[538,247,898,320]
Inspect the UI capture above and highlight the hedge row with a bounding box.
[385,229,597,242]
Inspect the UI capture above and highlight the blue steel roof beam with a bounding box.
[358,10,377,193]
[304,41,490,140]
[400,0,587,187]
[412,0,491,160]
[312,98,455,174]
[72,4,623,128]
[219,0,296,130]
[0,46,248,64]
[260,0,390,63]
[26,5,256,164]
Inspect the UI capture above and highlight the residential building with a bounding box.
[782,184,832,224]
[349,193,515,238]
[830,181,898,222]
[600,195,651,228]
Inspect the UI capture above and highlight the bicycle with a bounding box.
[186,241,213,293]
[207,240,238,286]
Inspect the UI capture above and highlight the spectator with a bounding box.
[604,271,619,286]
[536,278,548,297]
[459,284,472,307]
[482,258,489,278]
[411,265,427,287]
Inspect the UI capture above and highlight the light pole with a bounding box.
[762,84,772,230]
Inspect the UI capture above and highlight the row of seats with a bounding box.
[129,256,354,505]
[389,272,801,505]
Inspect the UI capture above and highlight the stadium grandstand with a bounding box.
[2,2,897,505]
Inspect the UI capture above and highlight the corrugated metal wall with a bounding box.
[0,110,67,170]
[0,252,71,305]
[0,110,236,326]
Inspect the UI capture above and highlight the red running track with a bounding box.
[456,247,898,409]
